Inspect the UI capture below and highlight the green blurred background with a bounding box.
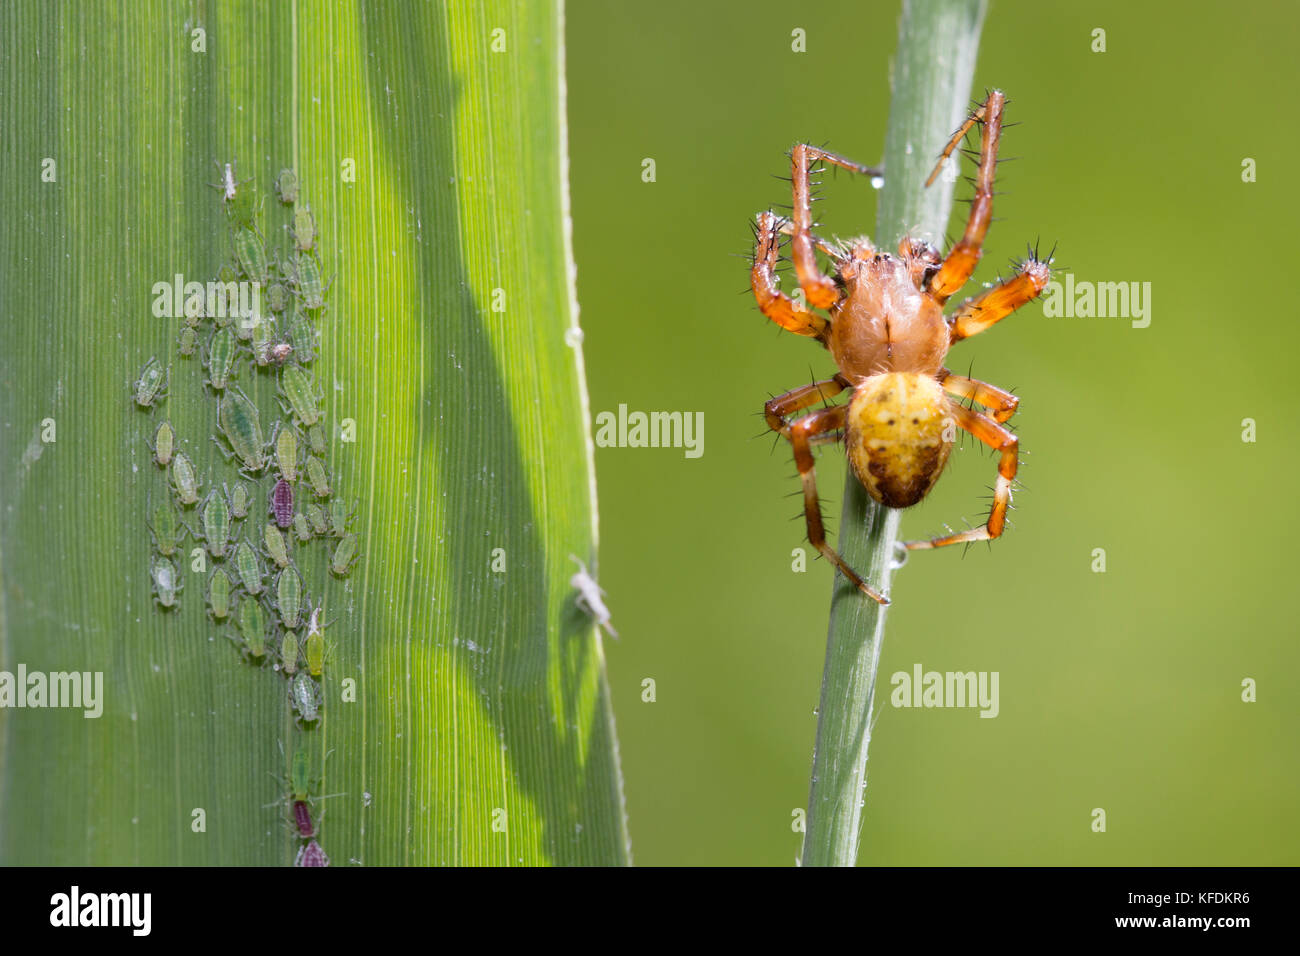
[567,0,1300,864]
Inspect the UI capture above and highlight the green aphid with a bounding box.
[263,522,291,569]
[235,226,269,285]
[291,205,316,252]
[148,495,188,557]
[266,281,289,314]
[278,363,322,427]
[213,264,238,327]
[149,420,175,468]
[228,481,252,519]
[151,557,182,609]
[292,513,313,543]
[306,423,327,456]
[251,313,275,367]
[204,327,237,391]
[275,566,303,629]
[271,423,300,482]
[134,357,168,407]
[304,456,332,499]
[305,631,325,678]
[291,748,312,800]
[170,451,201,506]
[216,387,265,472]
[198,489,232,559]
[275,168,299,205]
[236,595,268,659]
[285,306,317,364]
[330,532,360,577]
[232,540,265,596]
[306,503,329,536]
[292,253,327,310]
[207,567,232,622]
[178,326,198,357]
[290,671,321,722]
[329,498,356,538]
[236,296,268,342]
[279,631,300,675]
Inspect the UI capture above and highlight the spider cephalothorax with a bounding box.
[751,90,1051,604]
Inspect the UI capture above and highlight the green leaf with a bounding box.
[0,0,629,865]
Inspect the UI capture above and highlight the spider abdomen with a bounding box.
[845,372,952,509]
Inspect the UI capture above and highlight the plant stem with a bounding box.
[800,0,988,868]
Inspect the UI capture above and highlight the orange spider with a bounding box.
[751,90,1051,604]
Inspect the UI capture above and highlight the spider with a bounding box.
[750,90,1051,604]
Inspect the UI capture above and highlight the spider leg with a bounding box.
[936,368,1019,423]
[904,400,1017,551]
[926,91,1005,304]
[763,374,850,432]
[783,404,888,604]
[947,258,1051,344]
[790,144,881,309]
[751,211,828,338]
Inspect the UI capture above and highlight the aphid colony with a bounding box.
[134,164,360,865]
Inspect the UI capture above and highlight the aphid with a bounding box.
[294,839,329,867]
[228,481,252,519]
[290,205,316,252]
[749,91,1050,601]
[170,451,201,506]
[328,498,356,538]
[263,522,291,569]
[270,478,294,529]
[207,567,233,621]
[213,264,238,327]
[290,748,312,800]
[149,420,175,468]
[208,160,249,202]
[304,456,332,498]
[291,253,328,310]
[236,595,268,659]
[133,357,168,407]
[305,630,325,678]
[292,512,313,543]
[279,630,300,675]
[306,423,327,456]
[569,556,618,639]
[215,387,265,472]
[290,671,322,722]
[151,557,182,609]
[306,503,329,536]
[269,342,294,365]
[198,489,233,558]
[285,306,318,364]
[178,326,198,357]
[231,540,265,595]
[275,167,299,204]
[271,423,300,482]
[204,327,237,391]
[148,495,188,556]
[251,313,275,366]
[234,226,269,285]
[292,800,314,837]
[266,281,289,313]
[275,566,303,629]
[330,533,360,577]
[278,363,322,427]
[236,297,266,342]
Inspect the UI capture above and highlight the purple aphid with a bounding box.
[271,478,294,529]
[293,799,314,837]
[295,839,330,867]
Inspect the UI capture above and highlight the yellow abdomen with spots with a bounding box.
[845,373,952,509]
